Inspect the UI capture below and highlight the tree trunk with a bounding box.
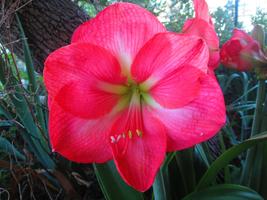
[1,0,89,72]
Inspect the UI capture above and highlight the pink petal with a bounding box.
[220,39,252,71]
[44,43,126,118]
[49,102,113,163]
[209,51,220,70]
[149,74,226,151]
[193,0,211,23]
[55,81,121,119]
[183,19,218,49]
[182,0,219,69]
[232,29,254,41]
[109,106,167,191]
[71,3,166,73]
[220,28,266,71]
[131,33,209,83]
[150,65,202,108]
[183,19,219,69]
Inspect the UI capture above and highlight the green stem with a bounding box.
[256,92,267,195]
[218,132,231,183]
[241,80,266,185]
[251,80,266,137]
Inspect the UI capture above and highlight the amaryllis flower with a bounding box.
[220,29,266,71]
[44,3,226,191]
[182,0,220,70]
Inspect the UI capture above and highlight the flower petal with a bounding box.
[232,29,254,41]
[49,101,113,163]
[109,107,166,191]
[131,33,209,83]
[149,65,202,108]
[149,74,226,151]
[220,39,252,71]
[193,0,211,23]
[55,81,122,119]
[183,19,219,70]
[72,3,166,73]
[183,0,219,70]
[209,50,220,70]
[44,43,126,118]
[183,19,218,50]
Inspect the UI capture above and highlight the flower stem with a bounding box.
[241,80,266,185]
[251,80,266,137]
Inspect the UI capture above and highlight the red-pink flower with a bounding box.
[182,0,220,70]
[44,3,226,191]
[220,29,266,71]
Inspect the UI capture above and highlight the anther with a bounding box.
[128,130,133,139]
[116,134,122,142]
[136,129,142,137]
[110,136,116,143]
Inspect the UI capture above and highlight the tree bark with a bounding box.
[1,0,89,72]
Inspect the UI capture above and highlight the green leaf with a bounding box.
[196,132,267,190]
[0,104,13,120]
[93,161,144,200]
[0,50,54,169]
[195,143,211,168]
[175,148,196,194]
[0,120,12,127]
[162,152,176,170]
[0,136,26,160]
[16,14,46,132]
[182,184,263,200]
[153,167,171,200]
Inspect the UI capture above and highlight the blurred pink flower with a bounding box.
[220,29,266,71]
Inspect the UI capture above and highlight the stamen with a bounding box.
[110,136,116,143]
[128,130,132,139]
[136,129,143,137]
[116,134,122,142]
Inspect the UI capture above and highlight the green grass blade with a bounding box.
[0,136,26,160]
